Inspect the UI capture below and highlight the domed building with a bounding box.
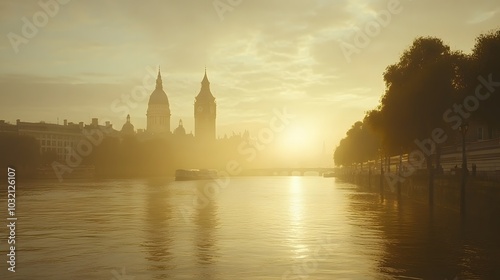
[121,114,135,136]
[173,119,186,136]
[147,67,171,135]
[172,119,194,143]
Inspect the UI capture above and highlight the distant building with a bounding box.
[464,122,500,142]
[143,67,217,142]
[173,119,186,136]
[0,118,117,161]
[147,68,171,135]
[121,114,135,136]
[173,119,194,140]
[194,69,216,141]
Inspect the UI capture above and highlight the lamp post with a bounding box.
[459,122,468,217]
[379,148,384,196]
[368,162,372,188]
[398,147,403,199]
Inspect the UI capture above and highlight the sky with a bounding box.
[0,0,499,165]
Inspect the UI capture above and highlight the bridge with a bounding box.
[241,167,335,176]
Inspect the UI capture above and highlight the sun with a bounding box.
[281,125,313,154]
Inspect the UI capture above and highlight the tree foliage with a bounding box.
[334,116,380,166]
[470,29,500,127]
[334,29,500,166]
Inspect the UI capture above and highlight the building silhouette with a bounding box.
[121,114,135,136]
[194,69,216,141]
[173,119,186,136]
[0,67,221,162]
[142,67,217,141]
[0,118,117,161]
[147,68,171,135]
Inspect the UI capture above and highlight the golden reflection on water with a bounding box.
[141,179,174,276]
[287,176,308,259]
[288,176,304,226]
[2,177,500,279]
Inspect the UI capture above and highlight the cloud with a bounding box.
[0,0,499,146]
[467,10,498,25]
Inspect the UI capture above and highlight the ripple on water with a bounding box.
[0,177,499,279]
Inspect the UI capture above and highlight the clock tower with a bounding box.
[194,69,216,141]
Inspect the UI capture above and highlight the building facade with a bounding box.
[0,118,116,161]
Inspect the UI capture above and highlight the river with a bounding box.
[1,176,499,279]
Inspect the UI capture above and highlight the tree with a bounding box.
[334,118,380,167]
[380,37,459,152]
[0,133,40,175]
[470,29,500,129]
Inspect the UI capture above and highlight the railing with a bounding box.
[344,137,500,178]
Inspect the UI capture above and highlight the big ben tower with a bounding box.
[194,69,216,141]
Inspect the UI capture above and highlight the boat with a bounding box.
[175,169,218,181]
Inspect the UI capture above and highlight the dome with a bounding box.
[121,115,135,135]
[148,67,170,105]
[121,122,134,132]
[148,88,170,105]
[173,119,186,135]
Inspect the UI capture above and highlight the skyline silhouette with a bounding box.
[1,2,500,279]
[1,0,499,159]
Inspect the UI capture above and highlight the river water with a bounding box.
[1,176,499,279]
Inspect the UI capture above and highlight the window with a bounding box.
[477,127,484,141]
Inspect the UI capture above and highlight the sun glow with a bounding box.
[279,123,318,157]
[284,126,310,149]
[276,120,325,166]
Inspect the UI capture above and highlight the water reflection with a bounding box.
[141,178,174,279]
[193,180,220,279]
[287,177,306,258]
[350,183,500,280]
[2,177,499,279]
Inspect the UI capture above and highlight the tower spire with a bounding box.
[202,67,209,85]
[156,66,162,89]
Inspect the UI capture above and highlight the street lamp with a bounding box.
[459,122,468,217]
[398,147,403,198]
[379,148,384,195]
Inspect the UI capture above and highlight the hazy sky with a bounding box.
[0,0,498,162]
